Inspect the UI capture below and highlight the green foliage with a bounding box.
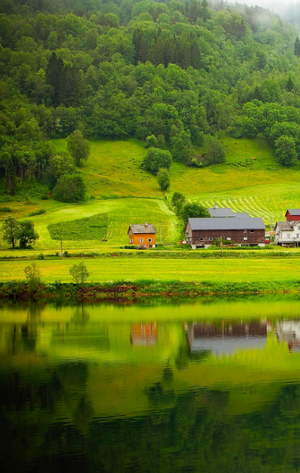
[53,174,86,202]
[48,213,108,241]
[171,192,186,214]
[157,168,170,191]
[17,220,39,248]
[67,130,90,167]
[205,136,226,165]
[0,206,13,212]
[28,209,46,216]
[69,261,89,285]
[180,202,210,223]
[142,148,172,175]
[48,153,77,189]
[294,37,300,57]
[2,216,19,248]
[145,135,158,148]
[24,262,42,296]
[275,135,297,167]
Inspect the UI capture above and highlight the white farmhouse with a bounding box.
[274,220,300,247]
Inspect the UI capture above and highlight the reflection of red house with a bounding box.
[130,323,157,346]
[285,209,300,222]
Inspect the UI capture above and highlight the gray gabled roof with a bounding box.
[188,217,265,231]
[128,224,156,234]
[235,212,250,218]
[208,208,235,217]
[275,221,292,231]
[286,209,300,216]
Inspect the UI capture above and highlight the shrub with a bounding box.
[157,168,170,191]
[142,148,172,175]
[29,209,46,216]
[53,174,86,202]
[0,207,13,212]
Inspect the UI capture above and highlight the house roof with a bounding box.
[208,207,250,218]
[128,224,156,234]
[275,220,300,231]
[188,217,265,231]
[208,208,235,217]
[235,212,250,218]
[286,209,300,216]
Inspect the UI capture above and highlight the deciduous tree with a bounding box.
[2,216,20,248]
[157,168,170,191]
[69,261,89,286]
[67,130,90,167]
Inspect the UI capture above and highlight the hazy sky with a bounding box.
[232,0,298,14]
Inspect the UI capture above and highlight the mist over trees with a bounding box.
[1,0,300,194]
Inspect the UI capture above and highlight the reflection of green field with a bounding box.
[1,308,300,418]
[1,256,300,284]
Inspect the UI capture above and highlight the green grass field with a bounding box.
[1,136,300,259]
[1,257,299,284]
[48,136,300,228]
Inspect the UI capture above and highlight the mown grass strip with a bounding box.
[48,213,108,241]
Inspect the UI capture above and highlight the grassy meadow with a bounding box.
[1,136,300,268]
[1,256,300,285]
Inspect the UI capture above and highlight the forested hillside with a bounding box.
[1,0,300,195]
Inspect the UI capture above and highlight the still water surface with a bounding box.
[1,298,300,472]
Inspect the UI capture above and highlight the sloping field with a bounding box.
[53,137,300,229]
[0,198,179,251]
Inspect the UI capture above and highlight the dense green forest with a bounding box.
[1,0,300,195]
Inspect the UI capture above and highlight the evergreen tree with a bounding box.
[294,37,300,57]
[59,65,84,108]
[286,76,294,92]
[45,52,64,107]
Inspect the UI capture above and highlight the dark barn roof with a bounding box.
[128,224,156,234]
[188,217,265,231]
[286,209,300,216]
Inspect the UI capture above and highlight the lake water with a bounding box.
[1,297,300,472]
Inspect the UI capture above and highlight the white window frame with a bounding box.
[244,237,248,241]
[140,238,144,243]
[148,238,152,243]
[209,237,213,241]
[227,237,231,241]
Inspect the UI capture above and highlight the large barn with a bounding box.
[185,217,265,248]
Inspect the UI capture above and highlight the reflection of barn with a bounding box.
[187,321,267,356]
[130,323,157,346]
[276,321,300,352]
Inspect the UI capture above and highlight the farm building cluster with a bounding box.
[127,207,300,249]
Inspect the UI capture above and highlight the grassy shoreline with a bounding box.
[1,279,300,303]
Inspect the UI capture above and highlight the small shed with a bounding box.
[127,223,157,248]
[285,209,300,222]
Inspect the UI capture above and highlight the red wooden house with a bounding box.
[285,209,300,222]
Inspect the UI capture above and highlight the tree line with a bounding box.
[1,0,300,195]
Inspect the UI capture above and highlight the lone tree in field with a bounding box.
[157,168,170,191]
[2,216,20,248]
[67,130,90,167]
[24,263,42,297]
[69,261,89,286]
[142,148,172,175]
[17,220,39,248]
